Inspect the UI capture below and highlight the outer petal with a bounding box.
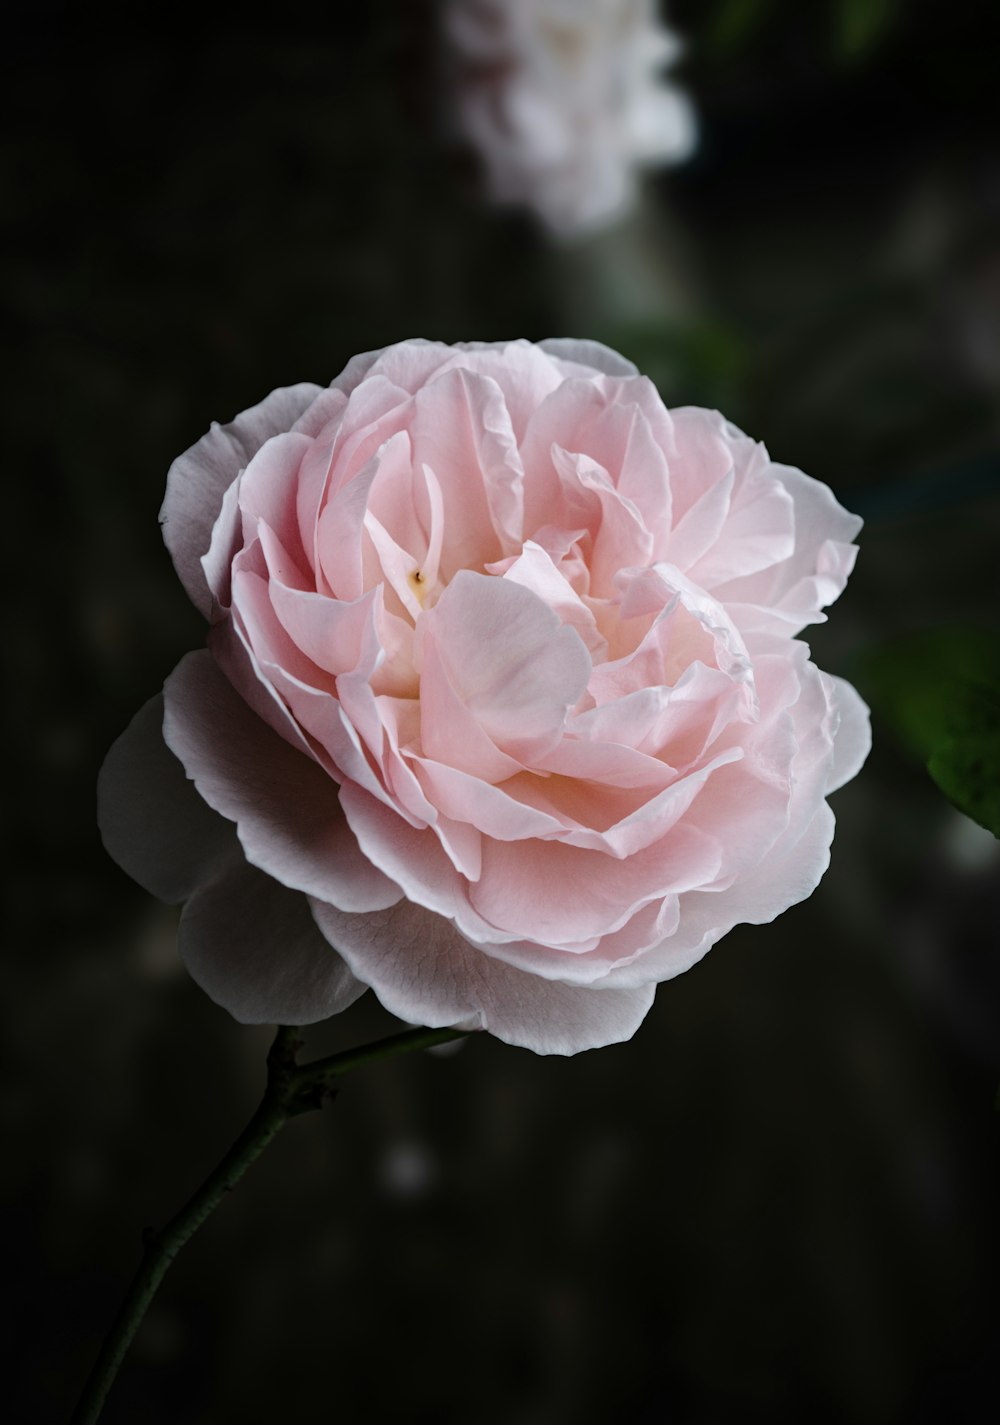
[711,464,863,635]
[162,650,403,914]
[605,804,838,989]
[161,383,323,618]
[824,674,872,793]
[97,692,238,903]
[308,896,656,1055]
[538,337,639,379]
[438,341,566,442]
[180,860,365,1026]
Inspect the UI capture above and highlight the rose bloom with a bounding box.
[99,338,869,1056]
[445,0,696,235]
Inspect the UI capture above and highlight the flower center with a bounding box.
[408,568,429,607]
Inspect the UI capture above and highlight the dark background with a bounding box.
[4,3,1000,1421]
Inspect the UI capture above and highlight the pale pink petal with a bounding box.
[325,376,414,496]
[161,383,322,618]
[433,813,483,882]
[372,693,440,827]
[359,340,456,394]
[405,618,523,784]
[469,896,682,987]
[687,475,795,588]
[208,615,321,764]
[419,570,591,766]
[326,346,393,398]
[538,337,639,379]
[268,581,378,679]
[408,369,515,574]
[612,804,838,989]
[604,396,673,551]
[824,674,872,793]
[316,431,411,601]
[237,432,314,569]
[163,651,403,913]
[470,822,722,943]
[710,464,863,635]
[551,446,654,596]
[256,518,313,595]
[542,377,673,535]
[290,385,348,438]
[440,340,566,439]
[308,896,656,1055]
[295,418,343,584]
[180,861,366,1025]
[412,755,567,841]
[233,565,334,694]
[336,780,539,950]
[416,374,526,557]
[98,693,239,904]
[659,405,736,525]
[499,541,606,658]
[664,468,734,572]
[520,377,609,533]
[536,732,677,789]
[363,510,426,620]
[556,748,742,858]
[337,779,464,921]
[200,472,243,611]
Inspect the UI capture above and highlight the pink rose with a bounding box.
[99,338,869,1055]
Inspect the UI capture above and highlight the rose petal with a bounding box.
[98,693,238,904]
[538,337,639,379]
[419,570,591,767]
[409,368,517,574]
[163,651,403,914]
[611,804,838,989]
[471,821,722,943]
[180,860,365,1025]
[710,464,862,635]
[824,674,872,793]
[161,383,322,618]
[309,896,656,1055]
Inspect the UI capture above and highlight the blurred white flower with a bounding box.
[446,0,697,237]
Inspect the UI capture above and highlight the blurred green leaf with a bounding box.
[707,0,778,52]
[928,703,1000,839]
[834,0,899,62]
[855,629,1000,836]
[600,318,750,416]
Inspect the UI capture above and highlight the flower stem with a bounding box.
[70,1022,470,1425]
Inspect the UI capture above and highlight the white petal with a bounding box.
[538,337,639,378]
[162,650,403,914]
[161,383,323,618]
[180,860,365,1025]
[824,674,872,793]
[97,692,238,903]
[309,897,656,1055]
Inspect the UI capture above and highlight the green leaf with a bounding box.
[853,628,1000,837]
[927,693,1000,837]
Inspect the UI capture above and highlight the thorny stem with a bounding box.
[69,1023,470,1425]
